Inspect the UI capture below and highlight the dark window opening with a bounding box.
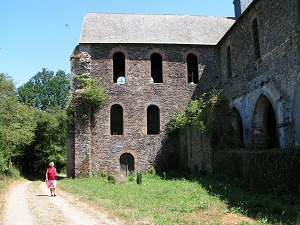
[252,19,261,61]
[187,53,198,84]
[113,52,125,83]
[151,53,163,83]
[227,46,232,79]
[120,153,135,175]
[147,105,160,134]
[110,104,123,135]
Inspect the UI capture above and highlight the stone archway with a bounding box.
[252,94,277,149]
[120,153,135,175]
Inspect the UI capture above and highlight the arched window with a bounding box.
[151,53,163,83]
[187,53,198,84]
[147,105,160,134]
[113,52,125,83]
[253,95,277,149]
[226,46,232,79]
[252,18,261,61]
[110,104,123,135]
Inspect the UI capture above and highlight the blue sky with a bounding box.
[0,0,234,87]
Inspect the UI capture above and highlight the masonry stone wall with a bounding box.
[70,43,220,176]
[68,0,300,177]
[178,125,213,174]
[219,0,300,149]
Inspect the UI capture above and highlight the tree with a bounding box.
[0,74,37,173]
[17,68,70,111]
[21,109,67,173]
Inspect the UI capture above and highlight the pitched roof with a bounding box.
[79,13,235,45]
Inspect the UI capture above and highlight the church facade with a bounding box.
[67,0,300,177]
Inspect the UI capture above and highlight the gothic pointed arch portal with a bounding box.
[120,153,135,175]
[253,94,277,149]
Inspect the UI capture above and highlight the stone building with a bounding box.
[67,0,300,177]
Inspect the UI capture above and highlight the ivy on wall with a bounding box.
[74,74,108,108]
[168,89,238,150]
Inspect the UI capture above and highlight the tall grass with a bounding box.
[59,174,260,225]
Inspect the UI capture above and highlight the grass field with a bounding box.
[58,173,300,225]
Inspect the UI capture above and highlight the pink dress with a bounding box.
[46,167,57,189]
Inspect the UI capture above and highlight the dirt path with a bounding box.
[2,180,122,225]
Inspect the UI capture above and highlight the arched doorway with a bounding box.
[120,153,135,175]
[253,94,277,149]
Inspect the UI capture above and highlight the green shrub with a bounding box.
[74,74,108,108]
[100,170,108,178]
[137,172,142,184]
[148,166,156,174]
[108,175,116,183]
[128,172,135,182]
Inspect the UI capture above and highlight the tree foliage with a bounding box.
[21,109,67,173]
[0,69,70,175]
[17,68,70,111]
[0,74,37,173]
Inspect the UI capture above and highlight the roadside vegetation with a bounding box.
[58,172,300,225]
[0,69,69,176]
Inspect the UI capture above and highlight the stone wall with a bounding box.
[178,125,213,174]
[68,0,300,177]
[70,43,220,176]
[219,0,300,149]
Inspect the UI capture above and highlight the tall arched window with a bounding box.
[226,46,232,79]
[151,53,163,83]
[187,53,198,84]
[147,105,160,134]
[110,104,123,135]
[113,52,125,83]
[252,18,261,61]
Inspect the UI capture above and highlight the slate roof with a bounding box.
[79,13,235,45]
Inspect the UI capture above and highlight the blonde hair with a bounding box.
[49,162,54,167]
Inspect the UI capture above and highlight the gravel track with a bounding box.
[2,180,122,225]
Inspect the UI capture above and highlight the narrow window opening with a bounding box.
[252,18,261,61]
[147,105,160,134]
[187,54,199,84]
[110,104,123,135]
[227,46,232,79]
[113,52,125,83]
[151,53,163,83]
